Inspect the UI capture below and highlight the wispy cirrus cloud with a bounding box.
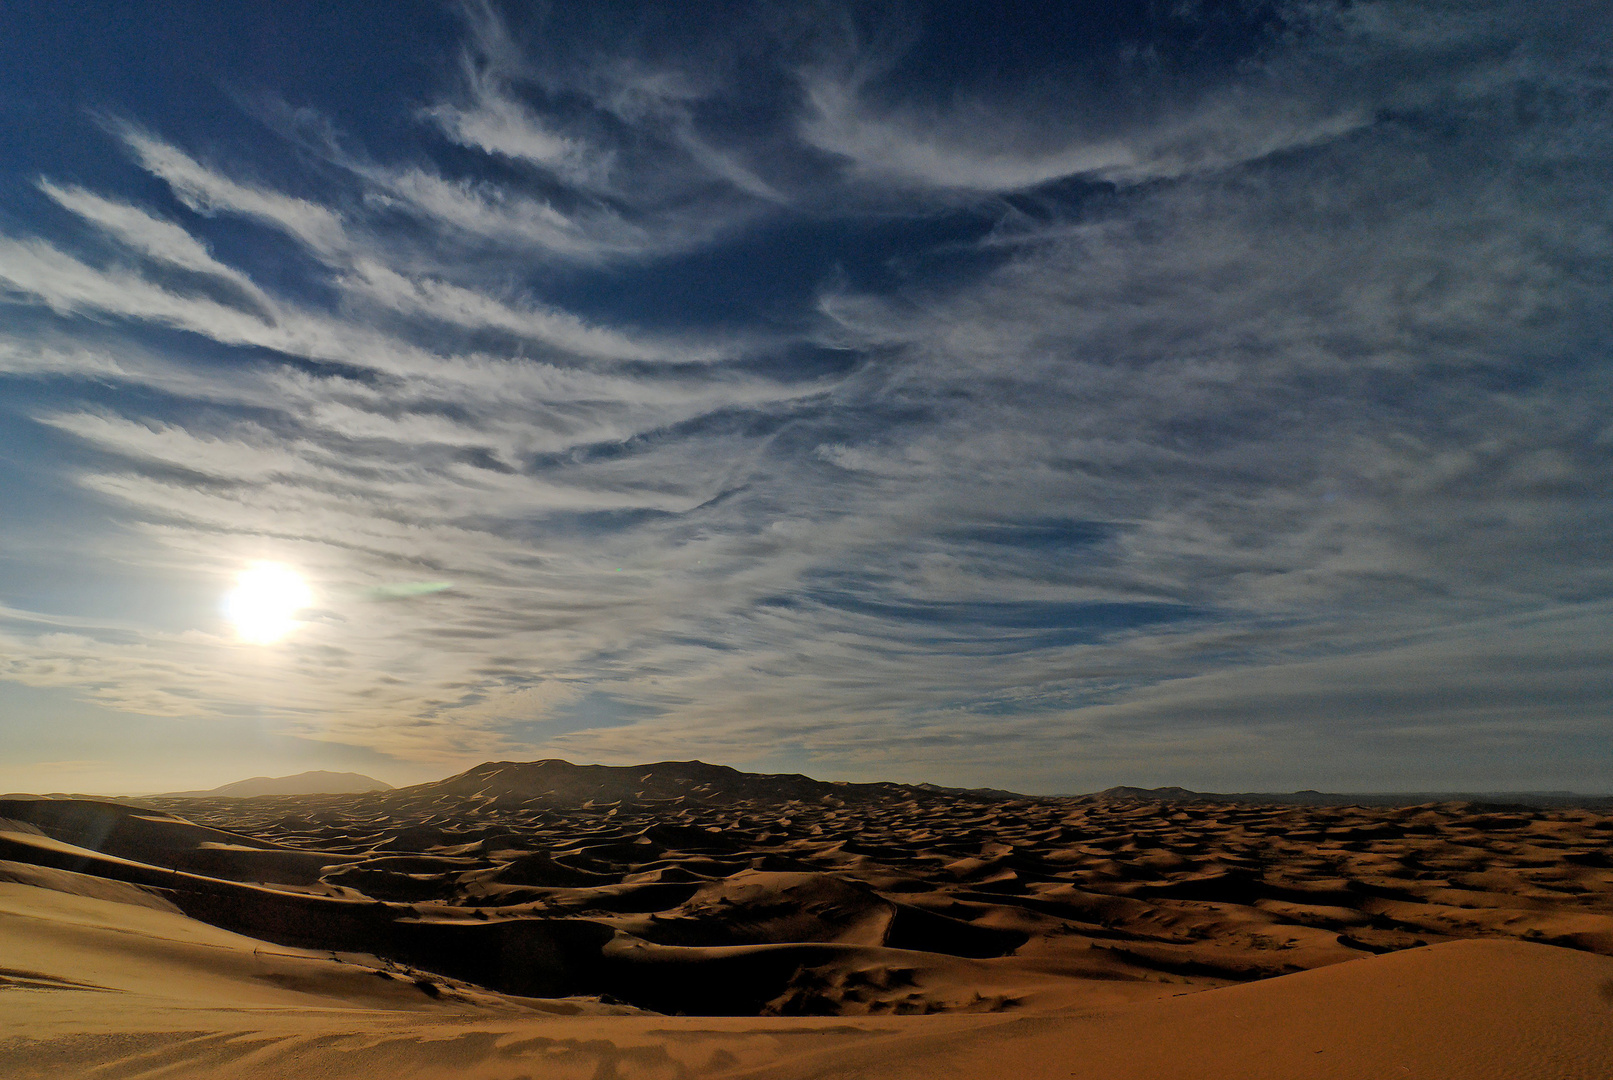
[796,64,1369,193]
[116,125,352,259]
[38,181,270,303]
[341,1,789,264]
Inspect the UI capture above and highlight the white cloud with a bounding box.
[429,94,607,188]
[372,167,653,260]
[1073,604,1613,733]
[38,182,269,304]
[339,258,694,361]
[118,126,350,259]
[0,340,126,378]
[797,38,1368,193]
[0,235,276,336]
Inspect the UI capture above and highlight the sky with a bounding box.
[0,0,1610,796]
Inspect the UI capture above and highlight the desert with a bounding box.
[4,1,1611,1077]
[2,759,1611,1078]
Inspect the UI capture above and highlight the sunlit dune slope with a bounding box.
[731,939,1613,1080]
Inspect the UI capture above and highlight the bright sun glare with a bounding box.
[225,563,313,645]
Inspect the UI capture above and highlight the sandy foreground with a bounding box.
[2,761,1612,1077]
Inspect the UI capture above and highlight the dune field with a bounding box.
[2,759,1611,1078]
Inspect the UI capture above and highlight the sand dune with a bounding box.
[2,759,1611,1076]
[732,939,1613,1080]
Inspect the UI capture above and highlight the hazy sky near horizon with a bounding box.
[1,0,1610,795]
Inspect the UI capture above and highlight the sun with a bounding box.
[225,563,313,645]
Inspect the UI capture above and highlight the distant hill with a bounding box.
[1090,785,1613,809]
[163,771,393,798]
[401,759,1021,806]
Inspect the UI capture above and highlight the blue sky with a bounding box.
[1,0,1610,794]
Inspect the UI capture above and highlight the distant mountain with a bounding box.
[402,759,1019,806]
[164,771,393,798]
[1094,786,1207,802]
[1090,785,1613,809]
[912,781,1030,801]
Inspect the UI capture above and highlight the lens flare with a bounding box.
[224,563,312,644]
